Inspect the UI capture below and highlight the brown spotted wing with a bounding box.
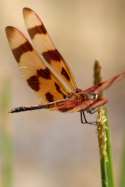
[23,7,77,92]
[5,26,71,104]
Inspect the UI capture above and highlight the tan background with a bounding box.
[0,0,125,186]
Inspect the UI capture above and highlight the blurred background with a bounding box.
[0,0,125,186]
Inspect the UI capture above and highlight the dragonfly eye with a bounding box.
[75,88,82,93]
[87,93,98,100]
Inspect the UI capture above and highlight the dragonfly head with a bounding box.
[86,92,98,100]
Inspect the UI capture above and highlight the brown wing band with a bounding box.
[13,41,33,62]
[28,25,47,39]
[42,49,63,63]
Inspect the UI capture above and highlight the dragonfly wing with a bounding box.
[94,72,125,94]
[6,26,69,104]
[86,98,108,110]
[68,98,107,112]
[23,7,77,91]
[81,71,125,95]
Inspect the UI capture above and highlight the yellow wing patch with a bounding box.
[23,7,77,91]
[5,26,68,103]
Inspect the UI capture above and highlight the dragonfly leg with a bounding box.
[80,111,87,124]
[80,111,97,125]
[87,108,97,114]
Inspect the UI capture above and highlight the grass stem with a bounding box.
[0,79,13,187]
[119,136,125,187]
[94,60,115,187]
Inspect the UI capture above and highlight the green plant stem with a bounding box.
[94,60,115,187]
[119,136,125,187]
[0,80,13,187]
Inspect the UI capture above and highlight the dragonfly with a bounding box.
[5,7,125,124]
